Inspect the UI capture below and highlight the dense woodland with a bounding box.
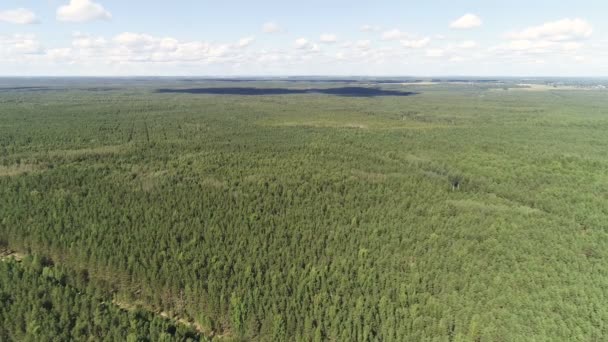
[1,80,608,341]
[0,252,204,341]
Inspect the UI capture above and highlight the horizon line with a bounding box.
[1,75,607,79]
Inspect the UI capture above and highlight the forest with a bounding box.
[1,78,608,341]
[0,250,204,341]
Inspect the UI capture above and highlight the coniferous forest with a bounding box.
[1,78,608,341]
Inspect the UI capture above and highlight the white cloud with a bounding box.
[294,38,320,52]
[46,48,74,62]
[488,18,592,62]
[294,38,309,49]
[562,41,582,51]
[490,39,585,57]
[574,55,585,62]
[262,22,281,33]
[456,40,478,49]
[506,18,592,42]
[491,18,591,61]
[0,34,44,55]
[0,15,602,76]
[492,40,554,54]
[401,37,430,48]
[0,8,38,24]
[89,32,247,64]
[113,32,154,48]
[382,29,410,41]
[361,24,380,32]
[449,56,465,62]
[355,40,371,49]
[72,32,107,49]
[450,14,482,29]
[237,37,255,48]
[320,33,337,43]
[426,49,445,57]
[57,0,112,23]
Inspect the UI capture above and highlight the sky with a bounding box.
[0,0,607,76]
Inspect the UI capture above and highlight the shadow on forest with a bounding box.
[156,87,419,97]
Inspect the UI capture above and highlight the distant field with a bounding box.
[1,79,608,341]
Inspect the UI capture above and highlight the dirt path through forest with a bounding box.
[0,246,224,340]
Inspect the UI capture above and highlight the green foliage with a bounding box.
[229,293,246,336]
[1,80,608,341]
[0,257,203,341]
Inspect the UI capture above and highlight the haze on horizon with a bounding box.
[1,0,606,76]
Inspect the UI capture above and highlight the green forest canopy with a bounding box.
[1,80,608,341]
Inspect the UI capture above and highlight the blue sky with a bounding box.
[1,0,606,76]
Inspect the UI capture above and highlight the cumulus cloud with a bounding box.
[115,33,222,63]
[294,38,309,49]
[75,32,247,64]
[0,8,38,24]
[0,31,263,69]
[426,49,445,57]
[450,14,482,29]
[490,18,592,60]
[355,40,371,50]
[2,13,601,75]
[57,0,112,23]
[456,40,478,49]
[361,24,381,32]
[435,41,481,62]
[381,29,409,41]
[506,18,592,42]
[491,40,585,55]
[237,37,255,48]
[113,32,155,48]
[573,55,585,62]
[46,48,74,62]
[72,32,107,49]
[294,38,320,52]
[562,42,583,51]
[320,33,337,43]
[262,22,281,33]
[0,34,44,55]
[401,37,430,48]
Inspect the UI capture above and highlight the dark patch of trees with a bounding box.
[156,87,418,97]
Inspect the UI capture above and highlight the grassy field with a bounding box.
[1,79,608,341]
